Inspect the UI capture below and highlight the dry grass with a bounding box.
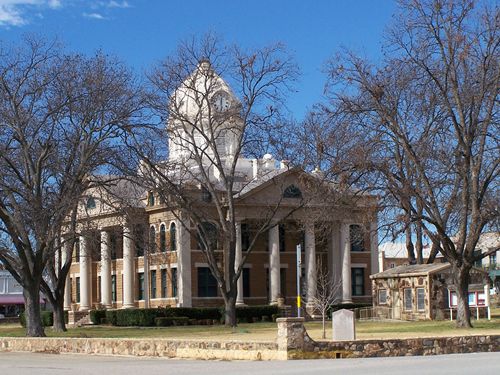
[1,316,499,342]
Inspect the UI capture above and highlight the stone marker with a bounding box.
[332,309,355,341]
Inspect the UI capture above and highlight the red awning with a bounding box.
[0,295,45,305]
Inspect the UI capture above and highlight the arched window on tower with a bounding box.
[160,224,166,253]
[147,192,155,206]
[170,222,177,251]
[350,224,365,252]
[86,196,96,210]
[283,185,302,199]
[149,226,156,253]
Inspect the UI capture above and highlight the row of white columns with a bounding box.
[64,221,193,311]
[66,219,376,310]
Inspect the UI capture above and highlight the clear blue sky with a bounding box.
[0,0,396,119]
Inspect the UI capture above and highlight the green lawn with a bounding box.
[1,317,499,341]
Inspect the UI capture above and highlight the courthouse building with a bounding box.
[63,61,379,312]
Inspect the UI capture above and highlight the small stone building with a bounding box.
[370,263,489,321]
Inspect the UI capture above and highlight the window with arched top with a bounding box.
[159,224,166,253]
[350,224,365,252]
[170,222,177,251]
[149,226,156,253]
[283,185,302,198]
[147,192,155,206]
[86,197,96,210]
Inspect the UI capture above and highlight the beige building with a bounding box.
[63,61,379,313]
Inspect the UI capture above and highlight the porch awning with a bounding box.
[0,295,45,305]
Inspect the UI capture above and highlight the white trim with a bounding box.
[351,263,368,268]
[264,263,289,268]
[195,262,221,268]
[159,263,178,269]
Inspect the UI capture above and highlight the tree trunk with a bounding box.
[23,287,45,337]
[224,294,237,327]
[454,265,472,328]
[322,311,326,339]
[52,299,67,332]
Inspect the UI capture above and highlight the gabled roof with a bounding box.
[235,166,300,200]
[370,263,451,279]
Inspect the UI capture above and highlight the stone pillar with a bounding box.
[62,239,71,311]
[370,221,379,275]
[100,230,112,309]
[235,222,244,305]
[305,221,316,312]
[340,222,352,303]
[79,235,91,311]
[276,317,307,357]
[54,237,60,278]
[122,225,135,309]
[177,217,192,307]
[268,224,280,304]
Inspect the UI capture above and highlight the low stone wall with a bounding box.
[276,317,500,360]
[1,319,499,361]
[0,337,282,361]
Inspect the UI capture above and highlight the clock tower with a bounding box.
[167,59,242,166]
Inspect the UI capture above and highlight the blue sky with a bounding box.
[0,0,396,119]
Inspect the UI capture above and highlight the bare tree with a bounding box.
[0,38,142,335]
[323,0,499,327]
[308,258,341,339]
[117,33,300,327]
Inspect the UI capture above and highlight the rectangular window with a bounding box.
[404,288,412,311]
[197,267,217,297]
[110,232,117,260]
[417,288,425,311]
[468,291,477,306]
[150,270,157,299]
[473,250,482,268]
[111,275,116,302]
[378,289,387,305]
[490,253,497,267]
[137,272,144,300]
[171,268,178,298]
[280,267,287,297]
[241,223,250,251]
[76,277,80,303]
[243,268,250,298]
[279,224,285,252]
[351,268,364,296]
[161,269,167,298]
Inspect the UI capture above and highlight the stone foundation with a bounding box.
[0,337,282,360]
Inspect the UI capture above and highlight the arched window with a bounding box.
[149,226,156,253]
[147,192,155,206]
[86,197,96,210]
[160,224,166,253]
[170,222,177,251]
[283,185,302,198]
[350,224,365,252]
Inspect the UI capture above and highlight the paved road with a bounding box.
[0,352,499,374]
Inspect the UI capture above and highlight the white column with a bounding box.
[100,230,112,309]
[177,218,192,307]
[62,239,71,311]
[79,235,91,311]
[340,222,352,303]
[235,222,244,305]
[54,237,60,278]
[268,224,280,304]
[305,222,316,310]
[122,225,135,308]
[370,221,379,275]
